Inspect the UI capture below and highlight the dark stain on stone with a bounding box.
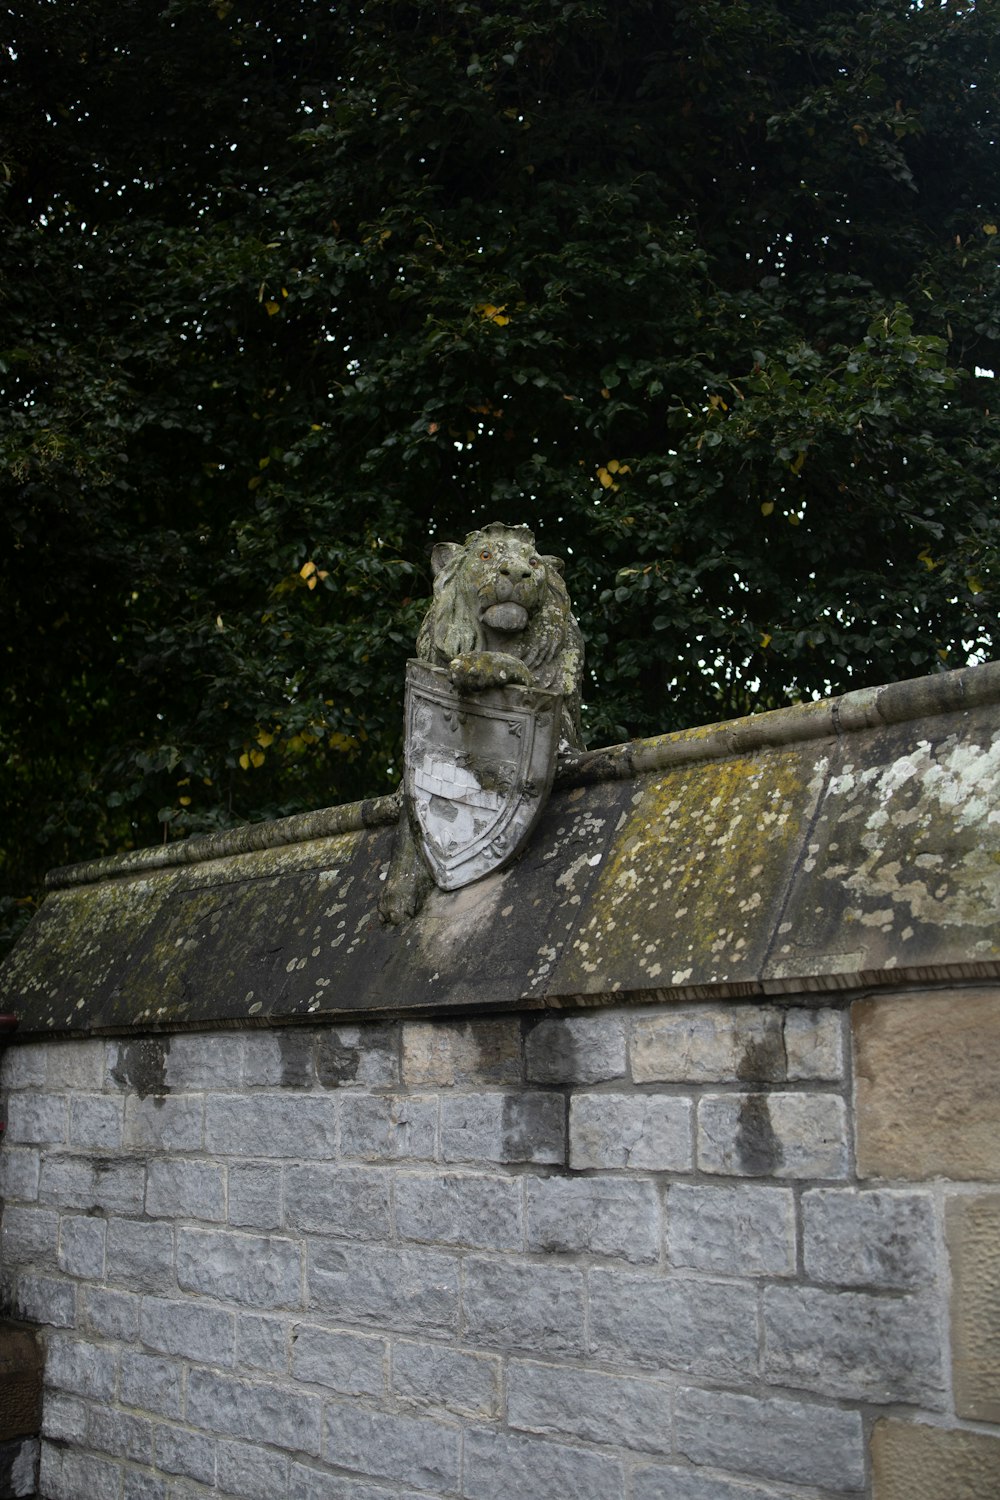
[736,1023,787,1085]
[501,1091,567,1167]
[111,1037,169,1099]
[316,1033,361,1088]
[277,1031,314,1089]
[735,1093,784,1175]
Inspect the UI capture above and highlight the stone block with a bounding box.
[123,1466,167,1500]
[396,1172,522,1251]
[569,1093,691,1172]
[698,1092,848,1178]
[632,1006,787,1084]
[107,1218,175,1293]
[228,1162,284,1230]
[243,1030,315,1089]
[288,1460,396,1500]
[871,1419,1000,1500]
[285,1164,390,1239]
[177,1227,302,1309]
[784,1006,845,1079]
[82,1287,139,1342]
[44,1040,105,1091]
[290,1324,386,1396]
[762,1284,946,1405]
[508,1359,670,1452]
[4,1094,66,1146]
[0,1150,39,1204]
[44,1335,116,1401]
[165,1033,245,1090]
[307,1242,459,1336]
[803,1188,937,1290]
[323,1404,460,1492]
[667,1183,795,1276]
[316,1022,399,1090]
[41,1445,121,1500]
[40,1155,145,1215]
[402,1018,521,1088]
[853,988,1000,1180]
[633,1465,795,1500]
[140,1296,234,1367]
[236,1313,288,1375]
[155,1423,217,1485]
[462,1257,584,1356]
[0,1048,45,1091]
[0,1325,42,1441]
[186,1367,321,1456]
[948,1193,1000,1423]
[58,1214,107,1279]
[391,1340,500,1419]
[675,1385,864,1490]
[340,1093,438,1162]
[463,1426,624,1500]
[68,1094,124,1150]
[146,1159,225,1223]
[119,1352,183,1417]
[218,1438,289,1500]
[87,1405,153,1464]
[124,1094,203,1151]
[525,1175,660,1264]
[525,1014,626,1084]
[0,1436,38,1500]
[10,1274,76,1329]
[440,1092,564,1166]
[588,1268,758,1381]
[205,1094,336,1158]
[40,1392,87,1444]
[1,1208,58,1270]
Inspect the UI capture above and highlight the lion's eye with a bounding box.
[480,549,492,560]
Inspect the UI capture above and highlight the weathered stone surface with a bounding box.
[307,1243,459,1337]
[87,1405,153,1464]
[107,1219,174,1293]
[402,1019,522,1088]
[396,1172,522,1252]
[803,1188,938,1290]
[236,1313,288,1376]
[462,1257,585,1356]
[507,1360,671,1453]
[323,1404,460,1492]
[140,1296,234,1367]
[228,1164,283,1230]
[588,1269,758,1381]
[177,1228,302,1309]
[525,1175,660,1263]
[698,1092,849,1178]
[57,1214,106,1280]
[341,1093,438,1162]
[525,1013,626,1084]
[154,1424,217,1486]
[854,988,1000,1180]
[632,1005,842,1084]
[4,1095,66,1146]
[675,1385,865,1490]
[124,1094,203,1151]
[10,1273,76,1329]
[570,1093,691,1172]
[119,1353,183,1418]
[440,1091,564,1165]
[145,1158,225,1222]
[186,1368,322,1456]
[667,1183,795,1276]
[82,1287,138,1342]
[391,1340,500,1419]
[871,1419,1000,1500]
[948,1193,1000,1423]
[68,1094,123,1150]
[45,1336,116,1401]
[217,1438,289,1500]
[284,1165,390,1240]
[0,1150,40,1205]
[205,1094,336,1158]
[289,1325,385,1396]
[463,1426,624,1500]
[39,1154,145,1215]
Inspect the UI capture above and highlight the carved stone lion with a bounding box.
[379,522,585,923]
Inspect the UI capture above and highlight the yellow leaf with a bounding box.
[761,501,775,516]
[760,632,772,649]
[178,796,192,807]
[300,561,317,579]
[256,730,275,748]
[790,450,806,475]
[607,459,620,474]
[310,424,323,431]
[917,548,936,571]
[250,748,265,768]
[248,475,262,490]
[984,224,998,236]
[789,513,800,526]
[264,301,280,316]
[259,456,270,470]
[238,752,250,771]
[597,467,614,488]
[306,575,317,590]
[474,302,510,326]
[968,575,983,594]
[601,387,611,399]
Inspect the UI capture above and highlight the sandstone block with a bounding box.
[525,1175,660,1264]
[402,1018,521,1087]
[698,1092,848,1178]
[570,1093,692,1172]
[315,1022,399,1089]
[508,1359,670,1453]
[525,1013,626,1084]
[948,1193,1000,1423]
[803,1188,937,1290]
[853,987,1000,1180]
[667,1183,795,1276]
[675,1385,864,1491]
[872,1419,1000,1500]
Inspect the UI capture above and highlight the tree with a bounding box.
[2,0,998,946]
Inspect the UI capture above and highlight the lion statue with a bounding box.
[379,522,585,923]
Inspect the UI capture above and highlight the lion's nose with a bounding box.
[500,564,532,579]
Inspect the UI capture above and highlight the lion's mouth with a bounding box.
[481,602,530,633]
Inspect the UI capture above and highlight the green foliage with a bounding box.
[1,0,998,931]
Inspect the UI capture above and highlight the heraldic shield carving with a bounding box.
[404,660,562,891]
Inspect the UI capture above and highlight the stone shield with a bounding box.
[404,660,562,891]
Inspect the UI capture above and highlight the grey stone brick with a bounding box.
[45,1446,123,1500]
[243,1030,315,1089]
[140,1296,234,1367]
[340,1093,438,1162]
[307,1242,459,1336]
[633,1464,795,1500]
[107,1219,175,1293]
[667,1183,795,1277]
[802,1188,938,1290]
[59,1213,107,1279]
[324,1403,460,1492]
[508,1359,671,1452]
[290,1324,385,1395]
[316,1023,399,1090]
[631,1005,837,1085]
[0,1045,46,1090]
[146,1159,225,1223]
[439,1092,564,1166]
[40,1154,145,1215]
[676,1384,865,1490]
[123,1468,168,1500]
[0,1435,38,1499]
[155,1424,217,1486]
[41,1392,88,1444]
[45,1334,117,1400]
[463,1426,625,1500]
[82,1287,140,1342]
[762,1284,947,1405]
[125,1095,204,1151]
[392,1340,500,1419]
[1,1206,59,1268]
[525,1014,626,1084]
[177,1227,302,1309]
[14,1273,76,1327]
[570,1093,692,1172]
[462,1257,584,1356]
[5,1092,67,1144]
[37,1443,63,1500]
[289,1461,396,1500]
[120,1353,183,1418]
[783,1006,845,1080]
[236,1313,288,1375]
[205,1094,336,1157]
[403,1018,520,1088]
[588,1268,758,1381]
[87,1405,154,1464]
[0,1147,40,1202]
[228,1164,283,1230]
[284,1164,390,1239]
[69,1094,124,1150]
[698,1092,849,1179]
[396,1172,522,1251]
[218,1439,289,1500]
[165,1033,245,1090]
[186,1368,321,1456]
[45,1040,105,1090]
[526,1176,660,1263]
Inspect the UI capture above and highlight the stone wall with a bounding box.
[1,990,998,1499]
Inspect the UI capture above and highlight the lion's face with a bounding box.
[432,524,550,637]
